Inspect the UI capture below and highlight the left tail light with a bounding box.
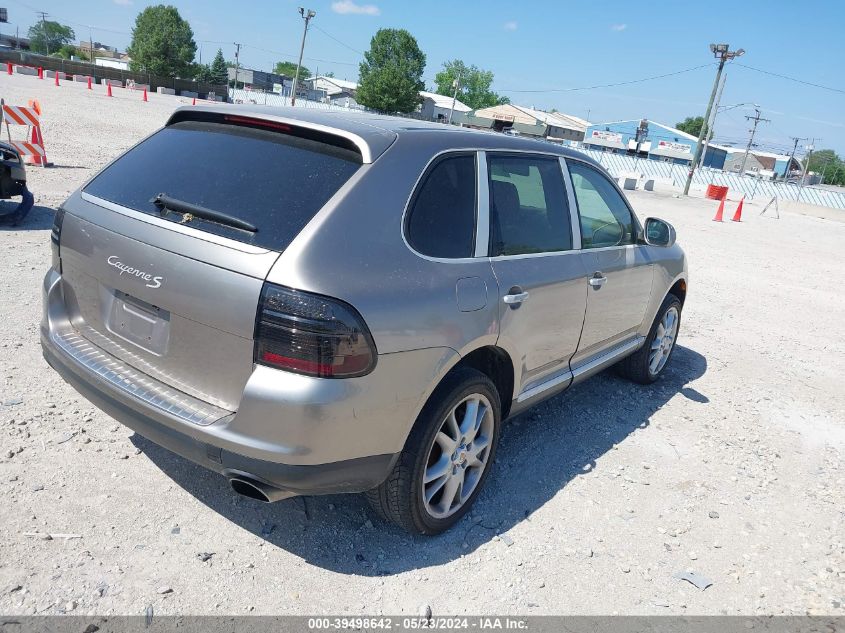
[254,283,377,378]
[50,207,65,272]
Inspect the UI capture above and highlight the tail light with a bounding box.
[254,283,377,378]
[50,207,66,272]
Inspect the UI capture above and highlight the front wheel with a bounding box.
[617,293,682,384]
[365,368,501,535]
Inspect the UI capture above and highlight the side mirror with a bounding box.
[643,217,676,248]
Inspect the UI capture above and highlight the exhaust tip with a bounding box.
[229,478,271,503]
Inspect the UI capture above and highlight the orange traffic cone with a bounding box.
[54,72,60,86]
[713,198,725,222]
[87,76,92,90]
[38,67,43,79]
[142,88,148,102]
[731,196,745,222]
[107,82,113,97]
[7,63,13,75]
[28,125,44,166]
[192,97,196,105]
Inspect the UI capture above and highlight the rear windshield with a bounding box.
[83,119,362,251]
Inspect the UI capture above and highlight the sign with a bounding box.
[590,130,623,143]
[272,83,284,94]
[657,140,692,154]
[492,113,515,122]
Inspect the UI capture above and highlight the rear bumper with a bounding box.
[41,268,457,496]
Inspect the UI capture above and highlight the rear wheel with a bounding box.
[366,368,501,535]
[617,293,681,384]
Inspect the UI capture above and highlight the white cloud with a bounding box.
[503,21,518,31]
[113,0,133,5]
[331,0,380,15]
[611,23,627,31]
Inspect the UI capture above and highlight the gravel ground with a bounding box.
[1,73,843,617]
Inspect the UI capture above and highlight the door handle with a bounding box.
[503,291,529,305]
[589,273,608,288]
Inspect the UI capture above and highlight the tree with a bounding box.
[675,116,711,139]
[434,59,509,110]
[357,28,426,113]
[803,149,845,186]
[209,48,228,84]
[126,5,197,77]
[274,61,310,79]
[28,20,74,55]
[54,44,87,60]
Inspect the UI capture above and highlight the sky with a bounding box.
[2,0,844,156]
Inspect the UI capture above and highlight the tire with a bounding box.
[617,293,682,384]
[365,367,501,535]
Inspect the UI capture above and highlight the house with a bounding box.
[462,103,589,142]
[721,148,798,178]
[418,91,471,122]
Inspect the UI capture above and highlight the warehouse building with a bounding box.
[721,148,799,179]
[582,119,729,168]
[462,104,589,142]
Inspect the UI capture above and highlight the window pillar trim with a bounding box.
[474,150,490,258]
[559,157,583,251]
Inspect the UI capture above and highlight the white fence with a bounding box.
[580,148,845,211]
[228,88,372,113]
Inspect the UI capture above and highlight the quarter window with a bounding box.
[406,154,476,258]
[488,155,572,256]
[568,161,635,248]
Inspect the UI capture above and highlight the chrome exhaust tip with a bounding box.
[229,476,293,503]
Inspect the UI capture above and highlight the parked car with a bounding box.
[0,141,33,225]
[41,106,687,534]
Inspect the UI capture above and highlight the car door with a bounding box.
[564,158,654,367]
[485,151,589,402]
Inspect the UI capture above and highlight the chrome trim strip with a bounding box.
[79,192,272,255]
[475,151,490,258]
[570,336,645,380]
[50,329,232,426]
[517,368,573,403]
[559,157,583,250]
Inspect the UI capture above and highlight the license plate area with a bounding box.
[102,287,170,356]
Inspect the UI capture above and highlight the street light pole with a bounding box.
[447,70,462,125]
[291,7,316,107]
[683,44,745,196]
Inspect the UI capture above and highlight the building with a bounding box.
[462,103,589,142]
[80,41,120,60]
[582,119,730,167]
[94,56,130,71]
[721,148,799,179]
[0,33,30,50]
[305,76,358,98]
[228,67,291,93]
[418,91,471,122]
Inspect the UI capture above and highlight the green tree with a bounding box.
[434,59,509,110]
[27,20,74,55]
[273,60,310,79]
[803,149,845,186]
[126,5,197,77]
[209,48,228,84]
[357,28,426,113]
[675,116,711,139]
[193,63,213,83]
[54,44,87,60]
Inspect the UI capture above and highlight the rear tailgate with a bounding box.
[53,112,369,411]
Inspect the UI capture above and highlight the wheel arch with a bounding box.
[443,345,515,420]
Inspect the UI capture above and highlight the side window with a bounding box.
[567,161,635,249]
[406,154,477,258]
[488,155,572,256]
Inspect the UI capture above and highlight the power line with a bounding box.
[735,63,845,95]
[501,63,715,93]
[311,25,363,56]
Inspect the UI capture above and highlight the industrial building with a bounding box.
[462,104,589,142]
[721,147,800,179]
[228,67,291,93]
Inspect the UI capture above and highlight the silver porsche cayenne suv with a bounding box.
[41,106,687,534]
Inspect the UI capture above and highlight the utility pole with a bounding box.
[36,11,49,54]
[785,136,805,182]
[683,43,745,196]
[291,7,316,107]
[698,72,726,169]
[447,70,462,125]
[233,42,241,91]
[739,107,770,175]
[799,139,818,190]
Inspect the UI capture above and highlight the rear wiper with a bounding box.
[152,193,258,233]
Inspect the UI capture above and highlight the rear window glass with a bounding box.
[83,120,362,251]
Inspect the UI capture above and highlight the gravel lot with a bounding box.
[1,73,843,617]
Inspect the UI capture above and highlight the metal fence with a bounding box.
[579,148,845,211]
[228,88,374,113]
